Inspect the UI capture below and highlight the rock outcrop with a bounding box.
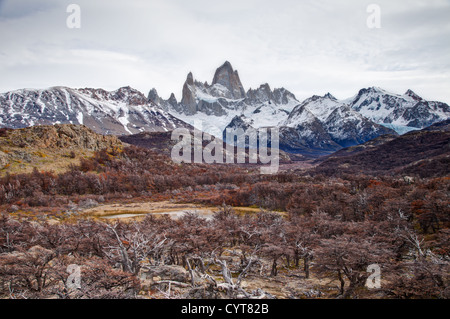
[181,72,198,114]
[212,61,246,99]
[6,124,123,151]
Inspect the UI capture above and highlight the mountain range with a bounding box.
[314,119,450,177]
[0,61,449,157]
[0,86,189,136]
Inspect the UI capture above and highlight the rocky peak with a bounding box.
[168,93,178,106]
[309,95,323,102]
[148,88,161,105]
[324,93,337,101]
[405,89,423,101]
[246,83,273,104]
[109,86,148,106]
[212,61,246,99]
[181,72,197,113]
[356,87,383,97]
[258,83,272,95]
[186,72,194,86]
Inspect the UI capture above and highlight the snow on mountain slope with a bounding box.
[158,62,411,155]
[164,63,300,138]
[349,87,450,133]
[1,61,448,157]
[281,93,396,152]
[0,86,189,135]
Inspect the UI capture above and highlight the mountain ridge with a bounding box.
[0,86,191,136]
[1,61,449,156]
[314,120,450,177]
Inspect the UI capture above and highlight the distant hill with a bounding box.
[119,130,293,164]
[313,120,450,177]
[119,131,177,157]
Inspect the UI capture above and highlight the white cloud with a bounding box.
[0,0,449,104]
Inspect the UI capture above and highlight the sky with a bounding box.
[0,0,449,104]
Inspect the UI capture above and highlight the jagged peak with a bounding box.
[148,88,160,101]
[324,93,337,100]
[113,86,146,98]
[212,61,246,99]
[358,87,381,94]
[299,93,339,105]
[115,86,145,96]
[310,95,323,101]
[221,60,233,70]
[213,61,235,82]
[405,89,423,100]
[359,86,402,97]
[260,83,271,90]
[186,72,194,86]
[117,85,133,91]
[247,83,272,94]
[168,93,178,106]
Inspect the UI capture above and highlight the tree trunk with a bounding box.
[304,256,310,279]
[271,259,278,277]
[107,225,133,273]
[185,257,196,286]
[337,269,345,296]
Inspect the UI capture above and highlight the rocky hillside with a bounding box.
[0,124,123,174]
[0,86,190,136]
[314,120,450,177]
[349,87,450,133]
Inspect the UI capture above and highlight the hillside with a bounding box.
[0,86,190,135]
[0,122,448,300]
[119,130,294,163]
[0,124,123,175]
[314,121,450,177]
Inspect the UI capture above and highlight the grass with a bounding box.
[0,145,94,176]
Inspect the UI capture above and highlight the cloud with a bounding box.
[0,0,449,104]
[0,0,59,19]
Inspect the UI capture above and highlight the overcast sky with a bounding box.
[0,0,449,103]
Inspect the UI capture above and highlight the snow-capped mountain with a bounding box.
[222,93,397,156]
[155,61,448,155]
[0,86,189,135]
[284,94,396,149]
[349,87,450,134]
[0,61,448,157]
[157,61,400,155]
[159,61,301,138]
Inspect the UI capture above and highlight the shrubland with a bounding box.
[0,146,448,299]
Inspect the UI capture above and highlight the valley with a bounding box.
[0,120,448,299]
[0,62,448,300]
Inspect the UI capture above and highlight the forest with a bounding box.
[0,146,448,299]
